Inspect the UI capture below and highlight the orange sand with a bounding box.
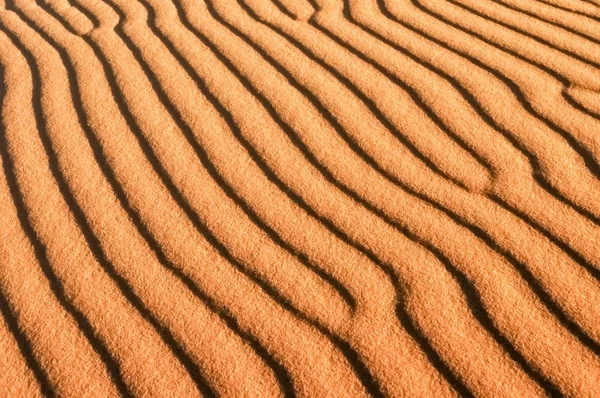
[1,0,600,396]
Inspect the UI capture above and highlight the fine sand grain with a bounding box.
[1,0,600,396]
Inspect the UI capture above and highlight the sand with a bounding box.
[0,0,599,396]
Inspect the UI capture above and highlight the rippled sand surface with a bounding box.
[1,0,600,396]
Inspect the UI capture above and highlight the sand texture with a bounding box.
[1,0,600,396]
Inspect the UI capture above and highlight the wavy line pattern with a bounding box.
[1,0,599,396]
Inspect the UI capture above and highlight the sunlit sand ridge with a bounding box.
[1,0,600,396]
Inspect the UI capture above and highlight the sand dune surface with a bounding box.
[1,0,600,396]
